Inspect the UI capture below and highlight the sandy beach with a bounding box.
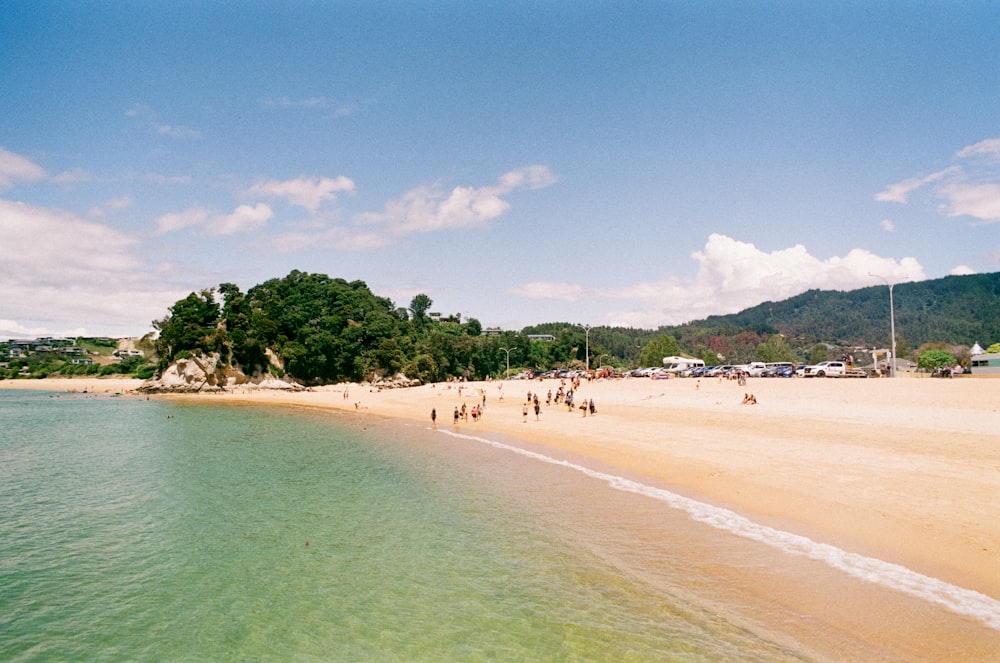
[6,373,999,659]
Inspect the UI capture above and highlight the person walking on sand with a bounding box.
[522,403,528,422]
[431,408,437,429]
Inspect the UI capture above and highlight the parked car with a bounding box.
[774,364,797,378]
[802,361,838,377]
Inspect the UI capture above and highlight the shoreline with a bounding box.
[7,374,1000,658]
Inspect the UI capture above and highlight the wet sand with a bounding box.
[6,374,1000,659]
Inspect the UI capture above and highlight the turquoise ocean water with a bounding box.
[0,389,818,661]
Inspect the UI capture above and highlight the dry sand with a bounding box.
[6,373,999,659]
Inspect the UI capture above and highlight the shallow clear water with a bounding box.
[0,390,806,661]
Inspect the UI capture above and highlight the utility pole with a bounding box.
[869,273,901,378]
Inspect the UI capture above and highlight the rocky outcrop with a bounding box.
[138,353,303,393]
[364,373,422,389]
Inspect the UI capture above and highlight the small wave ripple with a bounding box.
[441,428,1000,632]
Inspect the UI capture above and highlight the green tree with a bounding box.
[918,349,956,372]
[808,343,829,364]
[153,289,220,367]
[700,350,719,366]
[409,294,433,323]
[464,317,482,336]
[638,334,680,367]
[757,334,795,363]
[985,342,1000,354]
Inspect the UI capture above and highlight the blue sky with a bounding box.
[2,2,999,339]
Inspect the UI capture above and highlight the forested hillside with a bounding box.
[669,272,1000,350]
[148,270,1000,384]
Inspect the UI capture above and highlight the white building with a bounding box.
[970,352,1000,375]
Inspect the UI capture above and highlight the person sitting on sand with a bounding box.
[742,393,757,405]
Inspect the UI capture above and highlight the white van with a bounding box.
[661,356,705,375]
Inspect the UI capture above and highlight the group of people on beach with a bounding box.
[432,378,598,428]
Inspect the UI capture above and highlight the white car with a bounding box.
[802,361,848,377]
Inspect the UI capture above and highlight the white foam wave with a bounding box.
[440,428,1000,632]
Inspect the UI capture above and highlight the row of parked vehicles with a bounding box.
[680,360,868,378]
[511,360,870,381]
[683,362,794,378]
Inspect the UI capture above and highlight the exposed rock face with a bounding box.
[138,353,303,393]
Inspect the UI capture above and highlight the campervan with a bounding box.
[661,356,705,376]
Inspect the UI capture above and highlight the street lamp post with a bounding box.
[499,347,515,380]
[869,273,899,378]
[577,324,592,371]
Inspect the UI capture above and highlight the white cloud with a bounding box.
[143,173,193,185]
[950,265,976,276]
[940,183,1000,221]
[874,167,956,203]
[244,176,355,213]
[50,168,93,186]
[155,204,273,236]
[0,147,47,189]
[508,282,585,302]
[880,219,895,232]
[125,103,154,119]
[107,195,134,210]
[355,165,557,237]
[511,234,926,328]
[266,166,558,253]
[125,104,200,139]
[0,199,187,336]
[260,95,376,118]
[212,203,273,235]
[155,207,210,234]
[877,138,1000,224]
[87,195,134,220]
[955,138,1000,159]
[261,96,332,109]
[0,318,93,340]
[156,124,201,139]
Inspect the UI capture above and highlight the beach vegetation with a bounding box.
[638,334,680,367]
[809,343,830,364]
[917,349,957,372]
[756,334,796,363]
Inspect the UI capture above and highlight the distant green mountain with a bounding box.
[664,271,1000,350]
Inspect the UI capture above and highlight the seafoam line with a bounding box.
[439,428,1000,632]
